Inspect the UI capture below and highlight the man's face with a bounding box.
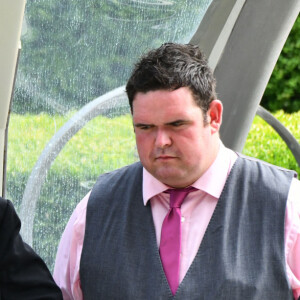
[132,87,222,188]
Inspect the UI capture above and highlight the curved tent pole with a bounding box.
[20,86,127,244]
[256,106,300,167]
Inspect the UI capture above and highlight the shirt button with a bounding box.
[181,216,185,223]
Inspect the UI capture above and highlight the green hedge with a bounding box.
[261,16,300,112]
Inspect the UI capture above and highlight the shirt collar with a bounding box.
[142,143,237,205]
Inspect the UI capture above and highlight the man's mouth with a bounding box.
[156,155,176,160]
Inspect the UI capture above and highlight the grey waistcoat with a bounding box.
[80,156,296,299]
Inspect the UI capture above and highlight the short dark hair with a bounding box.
[126,43,217,115]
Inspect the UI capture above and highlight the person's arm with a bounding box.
[285,178,300,300]
[0,197,63,300]
[53,192,89,300]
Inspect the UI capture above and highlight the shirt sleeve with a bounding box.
[285,178,300,300]
[53,192,90,300]
[0,198,63,300]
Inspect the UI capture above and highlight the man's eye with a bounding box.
[136,125,152,130]
[172,121,184,127]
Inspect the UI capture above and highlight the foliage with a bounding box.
[261,16,300,113]
[243,110,300,175]
[13,1,300,114]
[14,0,209,114]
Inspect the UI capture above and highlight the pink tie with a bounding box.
[159,187,197,295]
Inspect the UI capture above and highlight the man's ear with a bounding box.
[208,100,223,134]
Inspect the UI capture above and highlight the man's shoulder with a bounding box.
[0,197,19,227]
[97,161,143,180]
[87,162,143,210]
[0,198,22,260]
[91,161,143,195]
[0,197,8,221]
[237,153,298,178]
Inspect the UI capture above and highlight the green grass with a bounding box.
[243,110,300,175]
[7,112,138,178]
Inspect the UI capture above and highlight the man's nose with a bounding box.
[155,129,172,148]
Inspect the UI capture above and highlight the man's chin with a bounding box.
[154,169,187,187]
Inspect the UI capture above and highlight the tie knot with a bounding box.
[166,186,197,208]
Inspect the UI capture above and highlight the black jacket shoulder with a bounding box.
[0,197,63,300]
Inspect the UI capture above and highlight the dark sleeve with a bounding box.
[0,197,63,300]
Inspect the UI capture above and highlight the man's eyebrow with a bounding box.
[134,122,155,127]
[165,119,190,125]
[134,120,190,127]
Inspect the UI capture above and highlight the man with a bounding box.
[0,197,63,299]
[54,43,300,299]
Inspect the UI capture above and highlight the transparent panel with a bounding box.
[7,0,213,271]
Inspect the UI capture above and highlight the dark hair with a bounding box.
[126,43,217,115]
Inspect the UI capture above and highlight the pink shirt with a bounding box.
[53,146,300,299]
